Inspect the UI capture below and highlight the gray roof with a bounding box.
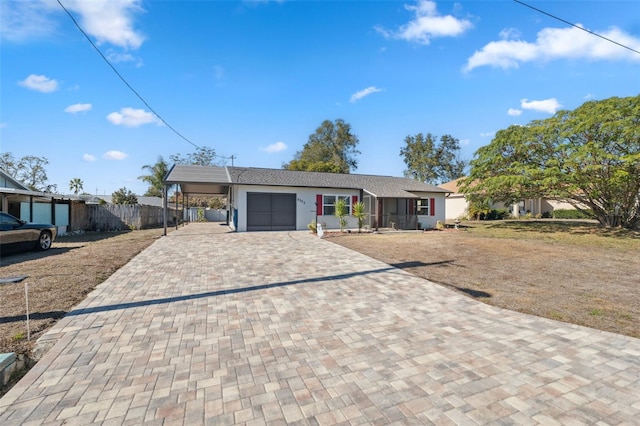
[164,165,450,198]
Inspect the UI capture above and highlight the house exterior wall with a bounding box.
[414,192,447,229]
[444,194,468,220]
[232,185,360,232]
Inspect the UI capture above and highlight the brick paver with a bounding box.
[1,223,639,425]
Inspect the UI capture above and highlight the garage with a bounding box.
[246,192,296,231]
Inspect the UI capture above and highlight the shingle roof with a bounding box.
[165,164,230,184]
[164,165,450,197]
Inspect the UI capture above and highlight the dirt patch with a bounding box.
[325,221,640,338]
[0,228,168,356]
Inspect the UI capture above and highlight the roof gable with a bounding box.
[0,168,30,190]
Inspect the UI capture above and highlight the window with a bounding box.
[322,195,352,215]
[416,198,434,216]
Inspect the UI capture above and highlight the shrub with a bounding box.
[308,220,317,234]
[553,209,593,219]
[334,198,348,232]
[352,201,366,233]
[484,209,509,220]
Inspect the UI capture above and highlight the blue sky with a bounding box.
[2,0,639,196]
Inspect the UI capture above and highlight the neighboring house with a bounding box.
[439,177,578,220]
[164,165,450,232]
[0,168,79,235]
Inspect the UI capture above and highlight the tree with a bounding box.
[170,146,218,166]
[0,152,19,176]
[69,178,84,195]
[111,187,138,205]
[1,153,54,192]
[461,95,640,229]
[284,119,360,174]
[139,156,169,197]
[400,133,467,184]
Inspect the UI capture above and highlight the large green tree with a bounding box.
[284,119,360,174]
[400,133,467,184]
[138,156,170,197]
[461,95,640,229]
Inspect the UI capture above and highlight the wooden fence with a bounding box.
[74,204,177,231]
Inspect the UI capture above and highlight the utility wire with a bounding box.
[57,0,198,150]
[514,0,640,56]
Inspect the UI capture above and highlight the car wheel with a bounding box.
[37,231,53,251]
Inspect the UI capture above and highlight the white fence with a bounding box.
[185,208,227,222]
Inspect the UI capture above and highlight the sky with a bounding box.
[1,0,639,196]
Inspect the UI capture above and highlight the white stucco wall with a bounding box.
[413,192,447,229]
[444,194,468,220]
[232,185,360,232]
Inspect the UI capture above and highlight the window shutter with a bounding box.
[316,194,323,215]
[352,195,358,215]
[430,198,435,216]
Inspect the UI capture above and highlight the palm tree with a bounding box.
[138,156,169,197]
[69,177,83,195]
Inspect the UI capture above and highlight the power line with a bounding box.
[513,0,640,56]
[56,0,211,153]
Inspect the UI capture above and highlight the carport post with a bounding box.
[175,185,179,230]
[163,185,168,236]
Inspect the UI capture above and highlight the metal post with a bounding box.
[25,281,30,341]
[175,185,179,230]
[163,185,168,236]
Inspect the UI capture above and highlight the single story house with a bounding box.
[439,177,578,220]
[164,165,450,232]
[0,168,80,235]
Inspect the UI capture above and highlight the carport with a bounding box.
[162,164,233,235]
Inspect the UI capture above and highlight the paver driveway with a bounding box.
[1,223,639,425]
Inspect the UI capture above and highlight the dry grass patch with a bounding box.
[0,229,168,355]
[326,220,640,338]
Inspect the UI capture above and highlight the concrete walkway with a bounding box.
[1,223,639,425]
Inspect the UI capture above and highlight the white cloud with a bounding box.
[64,103,92,113]
[376,0,473,45]
[0,0,59,42]
[19,74,58,93]
[1,0,144,50]
[83,154,96,162]
[350,86,383,103]
[106,107,161,127]
[480,132,495,138]
[262,141,287,153]
[106,49,143,67]
[459,139,470,147]
[465,24,640,72]
[521,98,562,114]
[103,150,128,160]
[65,0,145,49]
[508,108,522,116]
